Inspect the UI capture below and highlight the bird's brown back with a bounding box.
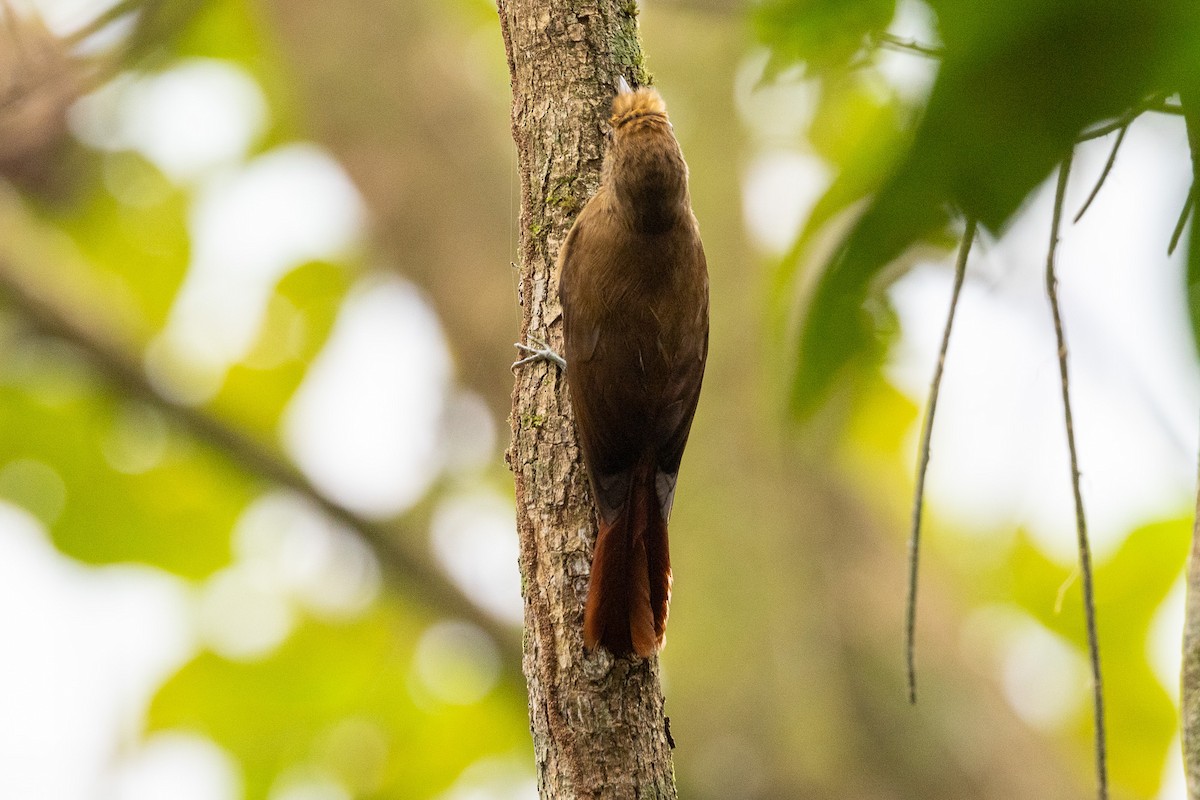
[559,84,708,657]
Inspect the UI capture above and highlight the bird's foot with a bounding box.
[512,338,566,371]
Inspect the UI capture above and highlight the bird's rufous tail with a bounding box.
[583,464,671,658]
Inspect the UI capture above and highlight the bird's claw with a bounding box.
[512,339,566,371]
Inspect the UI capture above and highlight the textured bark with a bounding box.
[497,2,676,798]
[1185,497,1200,799]
[1182,93,1200,800]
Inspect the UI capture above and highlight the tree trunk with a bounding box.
[496,2,676,798]
[1185,494,1200,798]
[1182,93,1200,800]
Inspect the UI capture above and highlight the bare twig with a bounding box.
[0,2,134,120]
[1077,95,1180,143]
[63,0,143,45]
[1078,119,1131,144]
[871,32,943,59]
[1074,123,1130,223]
[905,217,975,705]
[1045,150,1109,800]
[640,0,741,13]
[0,257,521,666]
[1170,184,1194,256]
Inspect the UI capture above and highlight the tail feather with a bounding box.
[583,464,671,658]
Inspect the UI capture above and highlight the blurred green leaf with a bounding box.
[754,0,895,76]
[1189,210,1200,359]
[768,0,1200,418]
[913,0,1194,231]
[1182,98,1200,361]
[120,0,210,66]
[0,340,245,576]
[780,75,908,278]
[789,198,946,418]
[171,0,303,144]
[39,153,190,331]
[211,261,352,438]
[1004,519,1189,796]
[769,77,913,418]
[150,602,529,799]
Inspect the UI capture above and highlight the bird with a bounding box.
[557,77,709,658]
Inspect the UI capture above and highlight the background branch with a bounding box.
[0,255,522,670]
[1045,151,1109,800]
[906,217,975,704]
